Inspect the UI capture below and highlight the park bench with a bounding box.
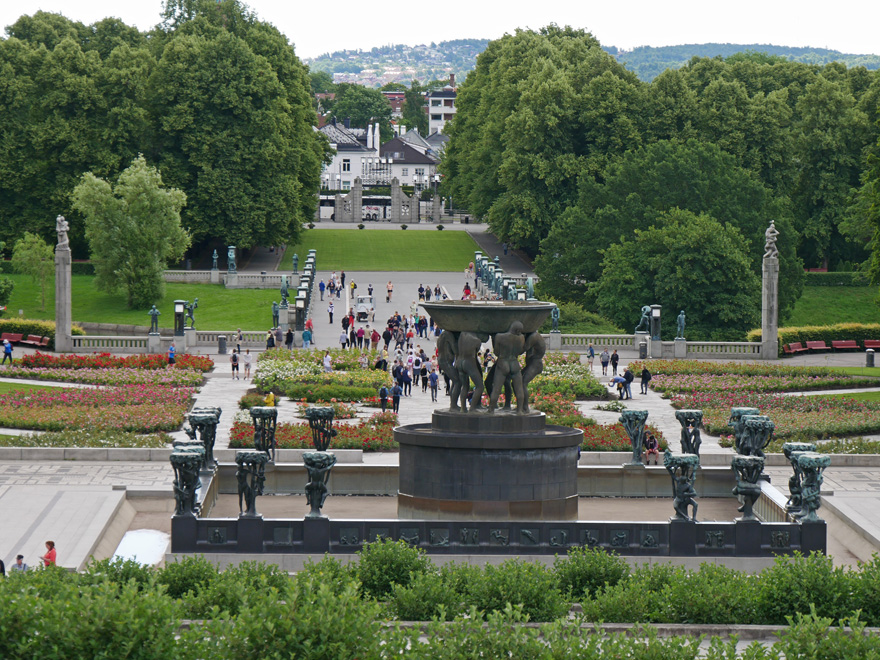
[806,340,831,352]
[831,340,859,351]
[783,342,809,355]
[1,332,23,344]
[864,340,880,350]
[19,335,49,347]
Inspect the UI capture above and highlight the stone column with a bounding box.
[432,194,442,223]
[54,216,73,352]
[762,256,779,360]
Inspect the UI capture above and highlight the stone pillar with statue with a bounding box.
[762,221,780,360]
[54,215,73,352]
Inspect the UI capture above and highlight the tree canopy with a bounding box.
[72,155,189,308]
[0,1,327,253]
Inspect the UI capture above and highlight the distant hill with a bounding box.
[618,43,880,81]
[307,40,880,87]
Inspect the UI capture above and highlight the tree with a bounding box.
[400,80,428,135]
[310,70,335,95]
[331,83,394,139]
[0,242,11,315]
[592,209,761,340]
[11,233,54,311]
[72,155,189,308]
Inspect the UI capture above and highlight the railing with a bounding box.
[560,334,635,349]
[687,342,762,359]
[755,479,794,523]
[195,331,266,346]
[225,273,286,288]
[163,270,212,283]
[71,335,149,353]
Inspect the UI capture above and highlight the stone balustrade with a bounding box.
[70,335,149,353]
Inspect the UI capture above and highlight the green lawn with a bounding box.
[787,287,879,326]
[3,274,280,330]
[283,229,480,271]
[0,381,64,395]
[826,390,880,402]
[828,367,880,377]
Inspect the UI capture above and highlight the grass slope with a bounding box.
[787,287,879,326]
[3,275,279,331]
[282,229,479,271]
[0,381,63,395]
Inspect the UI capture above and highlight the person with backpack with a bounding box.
[610,350,620,376]
[378,384,389,412]
[640,366,652,394]
[2,339,12,365]
[428,368,439,402]
[623,366,634,400]
[391,382,403,413]
[230,350,240,379]
[412,354,422,387]
[599,348,610,376]
[420,359,429,392]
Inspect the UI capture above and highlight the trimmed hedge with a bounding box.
[804,271,869,286]
[0,260,95,275]
[748,322,880,353]
[0,318,85,350]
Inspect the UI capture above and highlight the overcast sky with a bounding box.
[3,0,879,60]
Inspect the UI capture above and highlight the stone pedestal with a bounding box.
[651,339,662,359]
[184,327,197,351]
[548,331,562,351]
[54,245,73,352]
[210,269,220,284]
[397,411,582,520]
[432,194,442,223]
[761,257,779,360]
[237,515,264,553]
[674,338,687,359]
[634,330,649,352]
[148,333,162,355]
[279,307,290,332]
[225,272,238,288]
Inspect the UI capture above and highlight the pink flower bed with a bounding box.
[0,366,204,387]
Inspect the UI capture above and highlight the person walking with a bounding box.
[319,279,325,300]
[428,368,439,402]
[610,350,620,376]
[243,349,252,380]
[420,359,429,392]
[168,343,176,366]
[412,353,422,388]
[302,327,312,350]
[349,327,357,351]
[382,325,392,351]
[378,384,389,412]
[387,281,393,302]
[2,338,13,365]
[340,270,346,289]
[640,366,652,394]
[391,382,402,413]
[370,327,380,351]
[599,348,610,376]
[10,555,27,573]
[339,330,348,350]
[587,344,595,370]
[285,328,294,350]
[230,350,240,380]
[265,330,275,350]
[402,365,412,397]
[323,351,332,372]
[328,301,334,324]
[235,329,243,353]
[356,326,365,350]
[328,278,336,299]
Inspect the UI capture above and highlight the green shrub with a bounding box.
[804,271,869,286]
[855,554,880,626]
[756,553,856,625]
[238,392,265,410]
[537,296,623,334]
[465,558,569,622]
[401,223,408,229]
[0,318,85,349]
[553,547,629,599]
[296,555,357,596]
[659,563,758,625]
[776,609,880,659]
[283,383,376,402]
[82,557,155,591]
[3,428,171,448]
[436,224,444,230]
[355,538,432,600]
[156,555,217,599]
[389,569,465,621]
[358,223,365,229]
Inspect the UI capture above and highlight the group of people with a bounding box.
[417,284,444,302]
[0,541,55,576]
[317,271,347,301]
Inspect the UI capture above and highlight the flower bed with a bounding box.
[648,372,875,396]
[674,390,880,440]
[0,366,204,387]
[19,352,213,372]
[229,411,398,451]
[0,385,194,432]
[0,429,171,448]
[296,399,358,419]
[629,359,866,378]
[578,423,667,452]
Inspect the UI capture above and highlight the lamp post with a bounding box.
[295,296,306,331]
[174,300,185,337]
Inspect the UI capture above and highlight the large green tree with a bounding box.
[11,232,54,311]
[72,155,189,308]
[592,209,761,340]
[535,139,803,319]
[331,83,393,139]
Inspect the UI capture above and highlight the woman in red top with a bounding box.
[41,540,56,566]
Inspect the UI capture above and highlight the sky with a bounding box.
[2,0,879,60]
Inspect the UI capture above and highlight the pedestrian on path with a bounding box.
[623,367,634,400]
[275,327,283,349]
[386,281,393,302]
[328,301,334,324]
[339,330,348,350]
[11,555,27,573]
[600,348,609,376]
[302,328,312,349]
[391,383,402,413]
[230,350,240,380]
[285,328,294,350]
[587,344,595,370]
[502,242,508,255]
[266,330,275,350]
[429,369,439,401]
[640,367,652,394]
[378,384,389,412]
[319,279,325,300]
[2,339,12,365]
[323,351,332,372]
[328,278,336,298]
[235,329,243,353]
[341,271,346,289]
[168,343,176,366]
[243,349,252,379]
[610,350,619,376]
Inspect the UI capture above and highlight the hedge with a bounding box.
[0,260,95,275]
[0,318,85,350]
[804,271,869,286]
[748,322,880,354]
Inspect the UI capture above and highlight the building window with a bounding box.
[401,168,408,176]
[342,180,351,191]
[444,99,453,107]
[415,168,425,176]
[431,114,441,121]
[431,99,441,107]
[342,159,351,172]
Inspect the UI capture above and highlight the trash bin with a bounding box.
[639,341,648,360]
[218,335,227,355]
[868,349,875,368]
[464,216,469,224]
